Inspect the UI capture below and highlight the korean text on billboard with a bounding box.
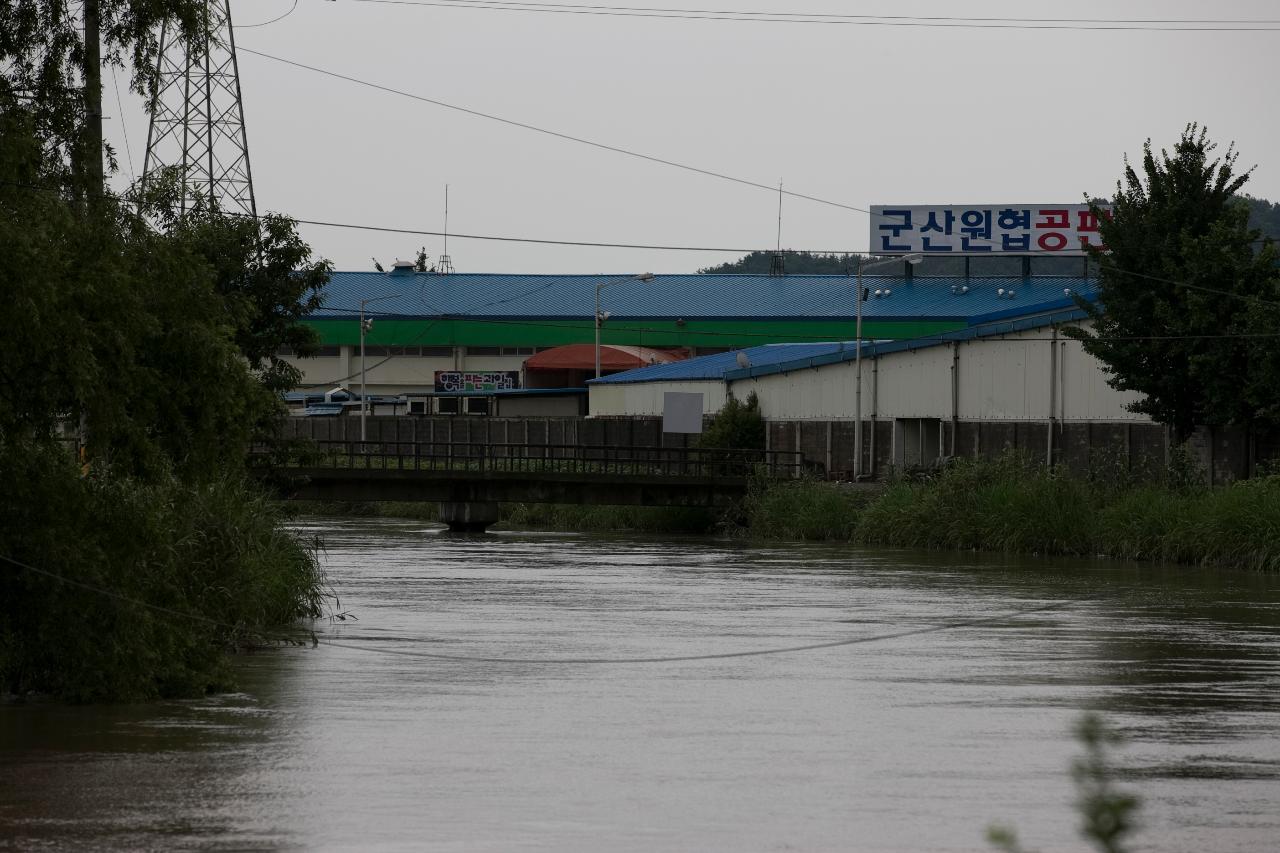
[870,205,1110,255]
[433,371,520,393]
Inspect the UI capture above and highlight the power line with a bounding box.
[315,595,1079,664]
[236,0,300,28]
[2,177,1274,310]
[331,0,1280,31]
[236,46,873,217]
[304,304,1280,344]
[0,549,1085,666]
[109,66,136,182]
[292,215,792,253]
[232,48,1278,264]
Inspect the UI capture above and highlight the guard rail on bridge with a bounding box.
[264,440,808,480]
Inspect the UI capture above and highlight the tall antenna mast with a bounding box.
[140,0,257,220]
[437,183,453,273]
[776,179,783,253]
[769,179,785,276]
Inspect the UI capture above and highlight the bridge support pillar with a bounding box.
[439,501,500,533]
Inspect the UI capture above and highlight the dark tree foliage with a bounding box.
[0,0,205,190]
[699,251,864,275]
[698,392,765,450]
[1069,124,1280,441]
[0,5,331,699]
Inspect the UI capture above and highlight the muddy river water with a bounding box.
[3,518,1280,851]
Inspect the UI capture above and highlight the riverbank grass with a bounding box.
[285,454,1280,571]
[849,455,1280,571]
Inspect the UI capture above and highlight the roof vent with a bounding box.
[390,259,415,275]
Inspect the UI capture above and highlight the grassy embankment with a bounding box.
[294,453,1280,572]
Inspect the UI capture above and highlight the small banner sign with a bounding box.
[870,204,1111,255]
[662,391,704,434]
[433,371,520,393]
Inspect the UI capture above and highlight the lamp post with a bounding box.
[595,273,655,379]
[855,254,922,479]
[359,293,402,442]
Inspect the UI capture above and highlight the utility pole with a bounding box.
[82,0,105,196]
[78,0,104,470]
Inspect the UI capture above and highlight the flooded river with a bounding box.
[3,518,1280,852]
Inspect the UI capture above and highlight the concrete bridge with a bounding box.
[258,441,806,531]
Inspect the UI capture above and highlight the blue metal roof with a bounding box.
[591,341,855,384]
[310,271,1098,323]
[593,304,1095,385]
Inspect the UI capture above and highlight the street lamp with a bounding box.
[854,253,923,479]
[595,273,655,379]
[359,293,402,442]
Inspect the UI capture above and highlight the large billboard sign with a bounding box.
[871,204,1110,255]
[433,371,520,393]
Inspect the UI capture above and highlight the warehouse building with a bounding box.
[586,288,1179,478]
[280,261,1067,399]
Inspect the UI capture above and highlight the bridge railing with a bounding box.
[270,440,806,479]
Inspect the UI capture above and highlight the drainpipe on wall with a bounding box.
[869,354,879,478]
[1048,325,1058,466]
[950,341,960,457]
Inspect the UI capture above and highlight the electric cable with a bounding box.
[232,49,1280,264]
[328,0,1280,31]
[236,46,872,218]
[236,0,301,28]
[0,549,1086,666]
[109,66,137,182]
[306,305,1280,343]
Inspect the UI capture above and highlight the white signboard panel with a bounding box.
[662,392,704,434]
[871,204,1110,255]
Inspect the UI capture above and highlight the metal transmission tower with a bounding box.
[140,0,257,220]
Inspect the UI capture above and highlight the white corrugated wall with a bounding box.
[589,380,727,417]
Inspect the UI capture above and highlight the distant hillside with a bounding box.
[1244,195,1280,242]
[698,251,859,276]
[699,197,1280,275]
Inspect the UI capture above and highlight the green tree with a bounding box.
[1069,124,1280,441]
[699,392,765,450]
[0,7,331,699]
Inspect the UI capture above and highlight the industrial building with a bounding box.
[282,262,1093,403]
[587,290,1170,477]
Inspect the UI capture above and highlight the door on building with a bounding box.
[894,418,943,472]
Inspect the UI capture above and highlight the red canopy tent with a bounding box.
[524,344,686,387]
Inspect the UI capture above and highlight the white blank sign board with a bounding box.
[663,392,704,434]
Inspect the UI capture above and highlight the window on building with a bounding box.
[466,345,534,357]
[278,345,340,357]
[420,346,454,358]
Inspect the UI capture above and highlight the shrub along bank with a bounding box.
[289,451,1279,571]
[771,455,1280,572]
[1,463,324,702]
[303,454,1280,572]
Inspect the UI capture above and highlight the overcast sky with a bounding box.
[103,0,1280,275]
